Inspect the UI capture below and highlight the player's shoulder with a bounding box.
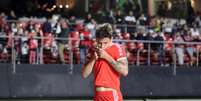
[110,43,126,54]
[112,43,124,50]
[112,43,127,59]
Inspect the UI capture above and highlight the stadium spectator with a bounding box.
[143,30,153,51]
[195,15,201,28]
[34,23,43,64]
[115,9,124,33]
[124,10,136,25]
[163,20,173,36]
[164,33,173,65]
[20,30,29,63]
[115,9,124,25]
[6,32,13,55]
[15,28,23,64]
[42,17,52,34]
[138,13,147,26]
[183,31,195,66]
[84,13,93,24]
[51,35,58,58]
[57,19,69,64]
[21,41,29,64]
[113,25,123,44]
[174,33,185,66]
[0,32,7,53]
[85,18,97,38]
[69,30,80,64]
[153,32,165,66]
[68,15,76,30]
[28,31,38,64]
[103,10,116,24]
[79,25,92,64]
[124,10,136,33]
[69,15,76,24]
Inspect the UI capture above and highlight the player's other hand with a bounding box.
[93,52,98,60]
[96,48,109,60]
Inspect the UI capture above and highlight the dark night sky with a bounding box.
[4,0,55,17]
[0,0,52,10]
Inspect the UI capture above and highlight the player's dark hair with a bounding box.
[95,23,113,39]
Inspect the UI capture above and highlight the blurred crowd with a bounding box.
[0,8,201,66]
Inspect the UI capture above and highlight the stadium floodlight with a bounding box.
[65,5,69,8]
[53,5,56,8]
[59,5,63,8]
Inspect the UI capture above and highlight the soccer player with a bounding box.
[82,23,128,101]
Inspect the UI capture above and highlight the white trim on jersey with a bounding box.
[112,90,119,101]
[117,57,127,61]
[113,43,126,58]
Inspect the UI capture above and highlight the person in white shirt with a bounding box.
[174,33,184,65]
[124,11,136,24]
[21,41,29,63]
[191,27,200,37]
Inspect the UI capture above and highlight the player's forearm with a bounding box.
[110,60,128,76]
[105,56,128,76]
[82,59,96,78]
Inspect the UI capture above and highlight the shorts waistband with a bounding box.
[96,87,116,92]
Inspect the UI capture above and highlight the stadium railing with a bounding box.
[0,35,201,75]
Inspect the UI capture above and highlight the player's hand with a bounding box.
[93,52,98,60]
[96,48,110,60]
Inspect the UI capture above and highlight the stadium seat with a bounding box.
[126,42,137,65]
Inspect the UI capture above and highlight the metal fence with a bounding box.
[1,35,201,75]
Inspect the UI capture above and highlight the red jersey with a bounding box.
[29,39,37,49]
[93,43,126,90]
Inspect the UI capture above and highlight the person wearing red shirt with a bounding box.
[82,23,128,101]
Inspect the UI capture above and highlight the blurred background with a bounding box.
[0,0,200,18]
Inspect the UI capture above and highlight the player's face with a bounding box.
[96,37,112,49]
